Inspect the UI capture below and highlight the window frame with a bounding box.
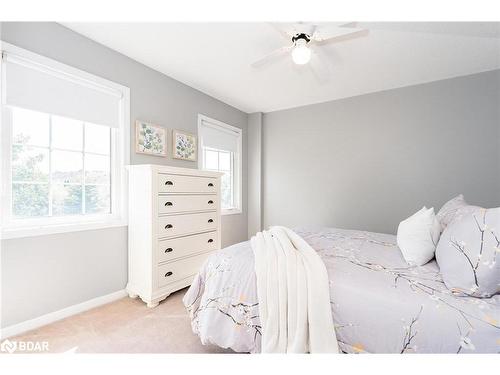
[198,114,242,216]
[0,42,130,239]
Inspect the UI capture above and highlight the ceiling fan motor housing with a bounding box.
[292,33,311,44]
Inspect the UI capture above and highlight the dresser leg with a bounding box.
[147,301,159,308]
[128,292,138,299]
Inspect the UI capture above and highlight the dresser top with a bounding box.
[126,164,223,178]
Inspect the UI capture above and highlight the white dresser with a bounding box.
[126,164,222,307]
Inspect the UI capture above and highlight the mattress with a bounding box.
[183,227,500,353]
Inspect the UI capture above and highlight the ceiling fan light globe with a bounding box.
[292,45,311,65]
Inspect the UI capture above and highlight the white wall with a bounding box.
[0,22,249,328]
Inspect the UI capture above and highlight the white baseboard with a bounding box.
[0,289,127,339]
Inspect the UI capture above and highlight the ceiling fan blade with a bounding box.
[251,45,292,68]
[312,27,368,45]
[308,63,330,84]
[308,46,331,84]
[308,24,318,38]
[267,22,294,40]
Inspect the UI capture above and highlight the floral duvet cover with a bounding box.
[183,228,500,353]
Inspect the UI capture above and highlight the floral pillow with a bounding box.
[435,207,500,297]
[436,194,481,232]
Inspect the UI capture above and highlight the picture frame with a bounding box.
[172,129,197,161]
[135,120,167,157]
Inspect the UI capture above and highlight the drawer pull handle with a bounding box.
[165,181,174,186]
[165,201,173,206]
[165,272,173,277]
[208,219,214,223]
[208,239,214,243]
[165,224,173,229]
[164,248,173,253]
[208,183,214,187]
[208,200,214,204]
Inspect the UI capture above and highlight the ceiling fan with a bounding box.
[251,22,368,68]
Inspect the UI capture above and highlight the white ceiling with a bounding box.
[62,22,500,113]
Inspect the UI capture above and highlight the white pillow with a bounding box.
[397,207,441,266]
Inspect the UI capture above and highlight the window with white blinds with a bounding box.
[198,115,242,214]
[3,52,122,128]
[0,43,130,238]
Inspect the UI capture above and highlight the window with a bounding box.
[198,115,242,214]
[1,43,130,238]
[203,148,234,209]
[10,107,111,217]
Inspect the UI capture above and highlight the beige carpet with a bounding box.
[9,288,233,353]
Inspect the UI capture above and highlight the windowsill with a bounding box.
[1,219,128,240]
[221,208,242,216]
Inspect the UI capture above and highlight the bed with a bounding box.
[183,227,500,353]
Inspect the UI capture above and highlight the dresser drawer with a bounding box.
[158,174,218,193]
[158,231,217,263]
[158,212,217,237]
[158,195,217,214]
[158,251,211,288]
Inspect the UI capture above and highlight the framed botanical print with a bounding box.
[172,129,197,161]
[135,120,167,157]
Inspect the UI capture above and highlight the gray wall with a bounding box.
[247,112,262,237]
[0,22,248,328]
[1,227,127,326]
[262,70,500,234]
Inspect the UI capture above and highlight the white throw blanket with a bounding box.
[251,226,339,353]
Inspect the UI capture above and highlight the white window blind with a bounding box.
[2,52,122,128]
[1,43,130,239]
[199,119,240,152]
